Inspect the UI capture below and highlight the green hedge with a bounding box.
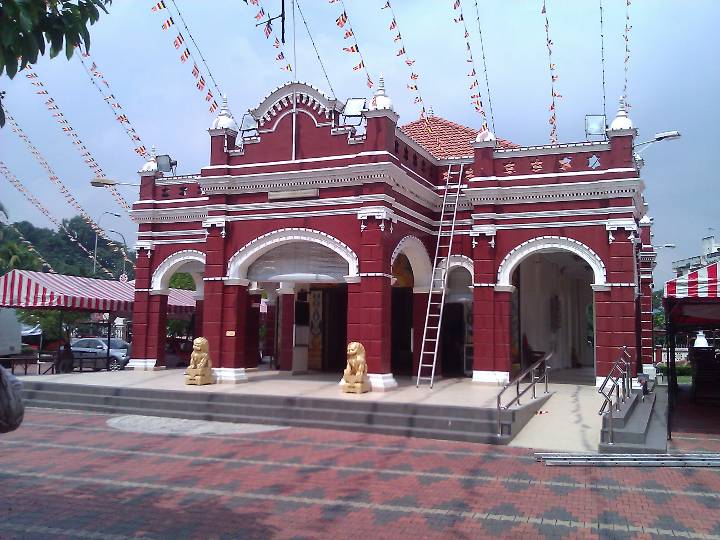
[655,362,693,377]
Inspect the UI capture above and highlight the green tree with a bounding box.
[17,309,87,342]
[0,0,112,126]
[0,240,41,274]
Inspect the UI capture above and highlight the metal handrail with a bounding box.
[598,346,634,445]
[496,352,553,436]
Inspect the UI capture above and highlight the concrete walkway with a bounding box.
[19,368,604,452]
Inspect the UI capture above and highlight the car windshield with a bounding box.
[109,339,129,349]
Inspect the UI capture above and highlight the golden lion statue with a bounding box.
[342,341,370,393]
[185,337,214,385]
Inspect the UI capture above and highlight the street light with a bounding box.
[94,212,120,274]
[90,177,140,188]
[634,131,682,155]
[654,243,676,250]
[107,229,129,280]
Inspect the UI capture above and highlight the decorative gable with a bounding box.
[249,82,344,131]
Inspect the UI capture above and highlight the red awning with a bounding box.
[664,262,720,328]
[0,269,195,316]
[664,262,719,299]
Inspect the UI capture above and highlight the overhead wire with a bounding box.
[76,52,150,160]
[472,0,495,133]
[295,0,337,97]
[599,0,607,121]
[333,0,374,89]
[4,110,134,270]
[622,0,631,108]
[0,161,115,277]
[23,65,132,213]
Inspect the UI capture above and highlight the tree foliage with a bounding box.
[0,0,112,126]
[17,309,88,341]
[0,214,134,279]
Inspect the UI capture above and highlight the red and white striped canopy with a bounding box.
[0,270,195,315]
[664,262,720,299]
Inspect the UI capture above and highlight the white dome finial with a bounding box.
[139,145,158,173]
[369,73,393,111]
[211,95,239,132]
[609,96,634,130]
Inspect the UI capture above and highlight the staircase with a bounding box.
[20,380,549,444]
[417,163,465,388]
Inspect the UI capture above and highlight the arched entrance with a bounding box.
[390,236,433,377]
[498,238,604,384]
[227,228,357,374]
[440,265,473,377]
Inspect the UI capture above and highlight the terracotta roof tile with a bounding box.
[399,116,517,159]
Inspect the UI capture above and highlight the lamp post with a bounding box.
[633,131,681,168]
[108,229,129,280]
[94,212,120,275]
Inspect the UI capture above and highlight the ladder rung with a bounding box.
[424,338,438,342]
[426,326,439,330]
[420,364,435,367]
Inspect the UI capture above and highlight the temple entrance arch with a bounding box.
[441,265,473,377]
[499,238,602,384]
[226,229,358,375]
[390,237,432,376]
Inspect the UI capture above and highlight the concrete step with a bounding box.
[21,382,551,445]
[599,388,667,454]
[604,391,640,429]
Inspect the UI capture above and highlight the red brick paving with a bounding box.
[669,386,720,453]
[1,408,720,539]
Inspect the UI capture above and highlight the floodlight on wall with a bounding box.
[342,98,366,127]
[156,154,177,173]
[585,114,607,138]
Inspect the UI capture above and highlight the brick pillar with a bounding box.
[412,290,428,376]
[202,280,224,367]
[594,285,638,380]
[277,284,294,371]
[493,289,512,377]
[129,246,168,371]
[349,214,396,390]
[219,284,249,371]
[471,236,506,383]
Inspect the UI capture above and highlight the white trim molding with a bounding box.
[151,250,206,292]
[497,236,607,287]
[440,254,474,277]
[212,367,248,384]
[226,227,360,281]
[473,370,510,384]
[128,359,157,371]
[367,373,398,391]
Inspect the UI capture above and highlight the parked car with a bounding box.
[70,338,131,371]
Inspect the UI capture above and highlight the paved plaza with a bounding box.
[2,407,720,539]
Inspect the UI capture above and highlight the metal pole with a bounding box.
[106,313,112,370]
[93,232,98,274]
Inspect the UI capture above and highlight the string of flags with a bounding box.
[4,112,134,269]
[622,0,631,108]
[379,1,446,155]
[330,0,373,89]
[240,0,293,73]
[152,1,219,113]
[76,52,150,160]
[23,65,132,213]
[452,0,489,132]
[541,0,561,144]
[0,160,115,277]
[7,223,56,273]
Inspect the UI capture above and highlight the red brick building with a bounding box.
[129,80,656,387]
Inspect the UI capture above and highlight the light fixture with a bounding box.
[156,154,177,173]
[90,177,140,188]
[654,130,681,141]
[343,98,366,117]
[585,114,607,138]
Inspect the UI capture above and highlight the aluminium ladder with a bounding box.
[416,163,465,388]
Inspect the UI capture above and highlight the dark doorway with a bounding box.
[322,284,348,373]
[441,303,466,377]
[391,287,414,376]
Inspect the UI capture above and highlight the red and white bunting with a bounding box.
[330,0,373,88]
[0,160,115,277]
[77,53,150,160]
[623,0,631,107]
[23,66,132,213]
[542,0,560,144]
[451,0,488,129]
[4,112,133,269]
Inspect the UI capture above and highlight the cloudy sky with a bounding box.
[1,0,717,285]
